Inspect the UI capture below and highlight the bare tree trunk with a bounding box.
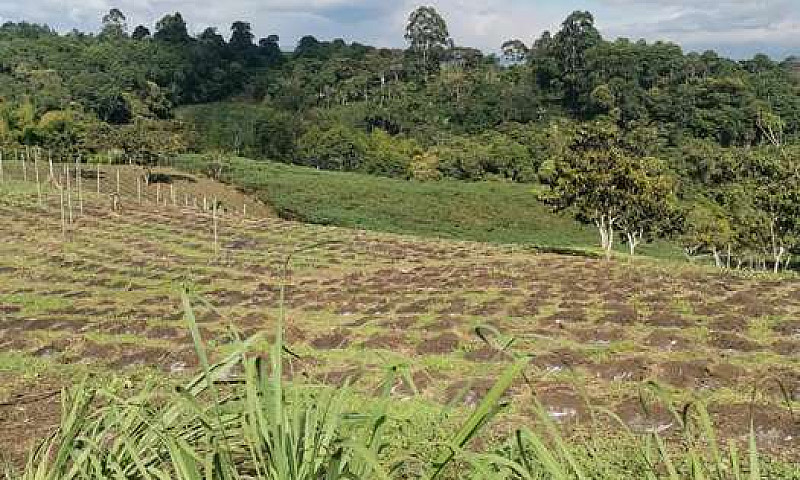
[711,247,721,268]
[726,244,732,269]
[595,214,616,259]
[774,246,786,274]
[625,229,643,256]
[607,222,615,259]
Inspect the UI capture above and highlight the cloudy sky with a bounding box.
[0,0,797,59]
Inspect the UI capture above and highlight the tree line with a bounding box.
[1,7,799,268]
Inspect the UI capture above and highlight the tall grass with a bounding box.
[8,292,795,479]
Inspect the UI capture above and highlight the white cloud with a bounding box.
[0,0,797,58]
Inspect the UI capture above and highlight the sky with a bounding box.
[0,0,797,59]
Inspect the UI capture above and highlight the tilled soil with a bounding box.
[0,180,799,464]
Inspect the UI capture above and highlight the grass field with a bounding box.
[0,168,798,474]
[173,155,682,259]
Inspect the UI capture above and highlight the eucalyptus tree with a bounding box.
[404,6,450,78]
[100,8,127,39]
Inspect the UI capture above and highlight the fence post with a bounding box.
[21,151,27,182]
[156,183,161,204]
[213,198,219,255]
[116,168,120,195]
[65,165,73,225]
[0,151,4,184]
[35,150,42,205]
[137,175,142,204]
[77,157,83,216]
[60,178,66,238]
[48,150,54,181]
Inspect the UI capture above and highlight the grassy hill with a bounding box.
[173,155,681,259]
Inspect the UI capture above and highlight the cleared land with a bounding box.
[0,172,798,466]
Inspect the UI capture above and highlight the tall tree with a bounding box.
[154,12,190,43]
[501,39,529,63]
[405,6,450,78]
[131,25,151,40]
[229,21,255,50]
[553,11,602,110]
[198,27,225,47]
[100,8,127,39]
[258,34,283,65]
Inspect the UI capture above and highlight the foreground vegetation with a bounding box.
[10,293,799,479]
[0,180,797,470]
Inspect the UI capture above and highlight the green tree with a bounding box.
[154,13,190,43]
[405,6,450,78]
[682,199,735,267]
[297,125,368,171]
[542,121,676,257]
[131,25,150,40]
[552,11,602,111]
[229,21,254,50]
[100,8,127,39]
[501,39,528,63]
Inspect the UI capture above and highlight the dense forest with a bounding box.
[1,7,800,268]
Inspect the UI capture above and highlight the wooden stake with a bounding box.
[48,150,54,181]
[243,203,247,217]
[156,184,161,204]
[203,196,207,211]
[137,176,142,204]
[116,168,120,195]
[34,151,41,205]
[170,184,175,206]
[59,181,66,238]
[65,165,73,224]
[213,198,219,255]
[96,163,100,194]
[77,158,83,216]
[22,152,27,182]
[0,152,4,183]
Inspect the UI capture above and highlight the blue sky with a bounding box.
[0,0,797,59]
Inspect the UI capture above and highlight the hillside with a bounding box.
[0,175,798,469]
[2,6,800,272]
[173,155,681,258]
